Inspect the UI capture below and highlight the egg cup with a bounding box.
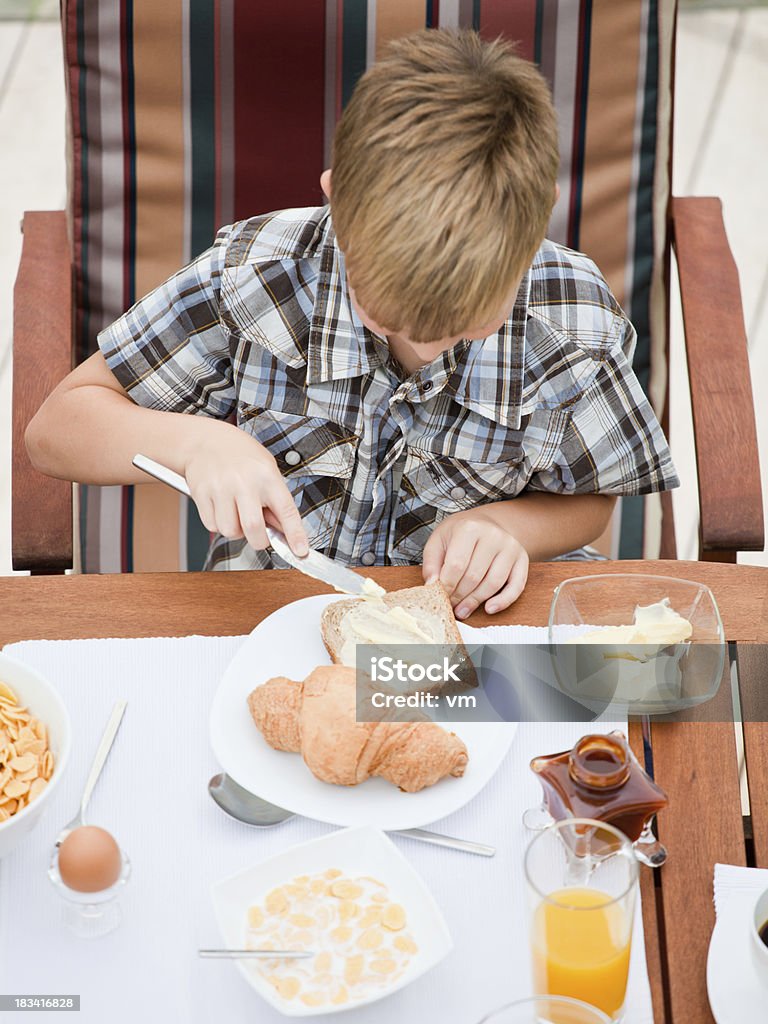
[48,845,131,938]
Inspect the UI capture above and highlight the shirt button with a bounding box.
[360,551,376,566]
[449,486,467,501]
[284,449,302,467]
[422,380,433,393]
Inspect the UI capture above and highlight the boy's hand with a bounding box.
[183,422,309,556]
[421,509,529,619]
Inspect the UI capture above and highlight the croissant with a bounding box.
[247,665,468,793]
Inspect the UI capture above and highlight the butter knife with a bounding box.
[132,454,384,597]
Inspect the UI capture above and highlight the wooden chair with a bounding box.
[12,0,763,574]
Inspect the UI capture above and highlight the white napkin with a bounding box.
[714,863,768,919]
[0,635,654,1024]
[459,624,584,643]
[460,624,550,642]
[710,864,768,1016]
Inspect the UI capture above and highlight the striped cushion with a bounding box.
[64,0,675,571]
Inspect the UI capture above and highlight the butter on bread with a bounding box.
[320,580,477,688]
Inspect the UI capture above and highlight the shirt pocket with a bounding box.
[238,406,358,549]
[392,448,524,561]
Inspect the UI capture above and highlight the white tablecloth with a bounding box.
[0,634,654,1023]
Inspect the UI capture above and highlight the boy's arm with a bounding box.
[25,352,309,554]
[422,492,616,618]
[426,311,678,617]
[450,492,616,561]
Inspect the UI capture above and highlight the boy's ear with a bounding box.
[320,168,332,200]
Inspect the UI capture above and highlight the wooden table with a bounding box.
[2,558,767,1023]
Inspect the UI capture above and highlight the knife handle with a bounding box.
[133,454,375,596]
[134,457,283,550]
[133,454,192,498]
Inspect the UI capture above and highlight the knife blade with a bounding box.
[263,524,386,597]
[132,454,384,598]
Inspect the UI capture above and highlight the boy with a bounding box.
[26,30,678,620]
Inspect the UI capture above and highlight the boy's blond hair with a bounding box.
[330,29,559,344]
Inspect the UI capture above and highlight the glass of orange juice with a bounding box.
[525,818,639,1022]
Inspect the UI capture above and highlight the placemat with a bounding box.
[0,634,654,1023]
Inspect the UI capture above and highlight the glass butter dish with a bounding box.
[548,574,726,718]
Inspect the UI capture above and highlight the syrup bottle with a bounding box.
[525,731,668,867]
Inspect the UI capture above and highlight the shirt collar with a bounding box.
[307,220,529,431]
[306,225,384,385]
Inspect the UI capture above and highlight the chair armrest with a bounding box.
[12,211,74,572]
[671,196,764,560]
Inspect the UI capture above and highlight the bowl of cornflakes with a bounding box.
[0,652,71,859]
[211,825,452,1015]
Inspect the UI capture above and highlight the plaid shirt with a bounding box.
[99,205,679,570]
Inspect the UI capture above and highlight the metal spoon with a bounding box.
[209,773,293,827]
[208,773,495,856]
[199,949,314,960]
[55,701,128,847]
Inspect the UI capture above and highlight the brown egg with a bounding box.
[58,826,122,893]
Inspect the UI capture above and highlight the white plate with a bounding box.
[706,906,768,1021]
[209,595,517,831]
[211,825,452,1016]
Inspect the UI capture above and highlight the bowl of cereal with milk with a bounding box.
[0,652,71,859]
[211,826,452,1015]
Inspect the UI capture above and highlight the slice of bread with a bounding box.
[320,580,477,688]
